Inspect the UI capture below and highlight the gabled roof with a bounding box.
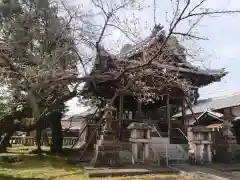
[83,26,227,97]
[192,110,224,126]
[116,30,226,81]
[61,108,98,130]
[174,92,240,118]
[198,110,224,120]
[62,108,97,121]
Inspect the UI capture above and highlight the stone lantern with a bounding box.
[91,101,121,167]
[127,122,152,164]
[215,116,239,164]
[192,126,213,164]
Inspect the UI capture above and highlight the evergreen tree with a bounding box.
[120,44,133,54]
[189,89,200,105]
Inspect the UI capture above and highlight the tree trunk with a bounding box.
[50,117,63,155]
[0,119,14,153]
[0,130,14,153]
[0,133,8,153]
[36,127,42,151]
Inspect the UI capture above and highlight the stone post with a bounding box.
[91,102,121,167]
[132,143,138,164]
[207,144,212,163]
[143,143,149,162]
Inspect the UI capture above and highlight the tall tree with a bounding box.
[0,0,79,152]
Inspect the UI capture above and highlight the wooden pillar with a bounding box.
[181,99,186,133]
[138,101,142,113]
[119,92,124,140]
[166,95,171,138]
[136,100,142,122]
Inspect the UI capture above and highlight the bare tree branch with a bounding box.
[172,32,209,40]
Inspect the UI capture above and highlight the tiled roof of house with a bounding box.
[173,92,240,118]
[62,108,97,121]
[61,108,97,129]
[198,110,224,120]
[191,110,224,126]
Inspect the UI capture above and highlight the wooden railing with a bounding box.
[10,136,79,147]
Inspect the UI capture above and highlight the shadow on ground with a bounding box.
[1,154,78,171]
[0,174,44,180]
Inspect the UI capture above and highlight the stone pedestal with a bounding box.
[127,122,151,164]
[215,118,239,164]
[192,126,213,164]
[91,102,121,167]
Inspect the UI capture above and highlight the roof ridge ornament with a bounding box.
[151,24,164,37]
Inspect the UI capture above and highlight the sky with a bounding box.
[65,0,240,115]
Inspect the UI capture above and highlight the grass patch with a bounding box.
[0,145,196,180]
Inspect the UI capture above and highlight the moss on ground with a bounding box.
[0,145,196,180]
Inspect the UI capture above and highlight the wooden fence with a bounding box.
[10,136,79,147]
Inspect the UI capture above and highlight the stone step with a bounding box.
[150,143,188,161]
[94,144,120,151]
[83,165,180,178]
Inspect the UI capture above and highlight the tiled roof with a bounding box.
[61,120,86,130]
[197,110,224,120]
[115,29,226,80]
[173,92,240,117]
[191,110,224,126]
[117,30,165,58]
[61,108,97,129]
[62,108,97,121]
[83,26,227,97]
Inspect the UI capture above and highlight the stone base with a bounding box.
[215,136,240,164]
[215,145,233,164]
[83,165,179,177]
[215,147,240,164]
[91,144,121,167]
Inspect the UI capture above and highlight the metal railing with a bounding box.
[171,128,189,141]
[150,124,170,165]
[151,125,162,137]
[151,125,190,165]
[10,136,79,147]
[171,128,189,159]
[70,123,88,149]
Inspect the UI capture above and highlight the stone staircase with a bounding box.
[118,123,189,165]
[118,137,188,165]
[150,137,189,164]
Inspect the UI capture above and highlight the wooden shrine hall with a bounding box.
[80,25,227,167]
